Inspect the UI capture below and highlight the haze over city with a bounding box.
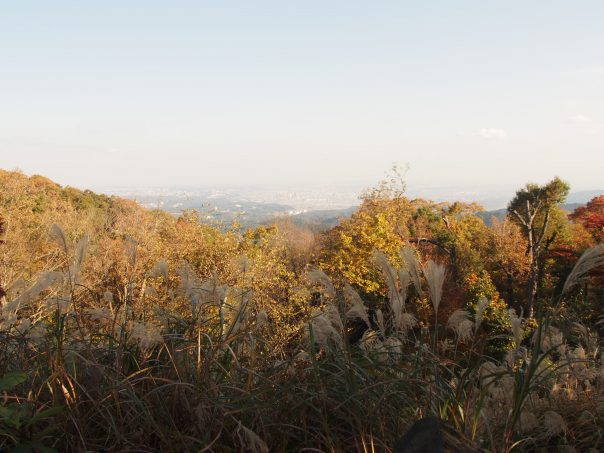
[1,0,603,200]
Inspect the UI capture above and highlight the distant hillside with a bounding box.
[0,169,139,226]
[289,197,595,230]
[290,192,604,229]
[479,202,584,225]
[288,206,358,230]
[0,170,121,214]
[5,169,601,231]
[0,169,114,213]
[566,190,604,204]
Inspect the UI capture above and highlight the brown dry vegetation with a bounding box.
[1,168,604,452]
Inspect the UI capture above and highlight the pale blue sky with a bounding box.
[1,1,603,192]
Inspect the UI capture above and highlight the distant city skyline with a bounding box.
[1,1,603,191]
[95,182,602,212]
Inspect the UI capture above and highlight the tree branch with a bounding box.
[407,238,452,256]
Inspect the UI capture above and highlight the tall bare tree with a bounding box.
[507,177,570,317]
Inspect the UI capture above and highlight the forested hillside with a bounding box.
[1,168,604,452]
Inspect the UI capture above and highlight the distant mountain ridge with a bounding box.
[477,191,603,225]
[478,203,584,225]
[292,191,604,230]
[565,190,604,204]
[4,169,601,230]
[286,206,358,229]
[118,188,604,229]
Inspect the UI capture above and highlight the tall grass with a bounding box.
[1,226,603,452]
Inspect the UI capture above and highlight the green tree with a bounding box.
[413,201,488,284]
[507,176,570,316]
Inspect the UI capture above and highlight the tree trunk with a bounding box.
[526,263,538,318]
[505,272,514,306]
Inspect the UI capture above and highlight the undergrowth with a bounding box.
[1,226,603,452]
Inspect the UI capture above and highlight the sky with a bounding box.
[1,1,603,194]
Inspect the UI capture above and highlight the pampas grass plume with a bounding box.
[306,268,336,299]
[400,245,423,296]
[475,296,489,332]
[424,260,445,315]
[344,283,370,327]
[562,244,604,295]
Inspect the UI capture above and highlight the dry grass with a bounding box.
[1,227,603,452]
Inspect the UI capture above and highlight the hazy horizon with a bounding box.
[1,1,603,191]
[3,167,596,212]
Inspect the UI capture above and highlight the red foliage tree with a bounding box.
[570,196,604,243]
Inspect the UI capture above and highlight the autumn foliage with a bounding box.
[1,169,603,452]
